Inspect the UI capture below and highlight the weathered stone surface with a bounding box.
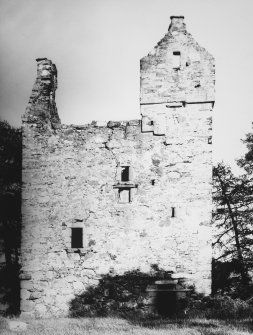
[19,311,34,319]
[22,57,60,130]
[20,289,30,300]
[8,321,27,332]
[19,272,32,280]
[20,281,33,290]
[73,281,85,291]
[34,303,47,315]
[21,300,35,312]
[20,16,214,316]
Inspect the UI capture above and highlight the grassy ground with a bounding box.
[1,316,253,335]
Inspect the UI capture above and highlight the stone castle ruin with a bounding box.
[20,16,215,317]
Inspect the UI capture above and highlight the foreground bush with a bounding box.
[187,295,253,319]
[69,267,253,320]
[69,267,180,317]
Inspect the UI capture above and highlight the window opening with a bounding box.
[173,51,181,69]
[208,136,212,144]
[171,207,175,218]
[119,189,131,203]
[121,166,130,182]
[151,180,155,185]
[71,228,83,248]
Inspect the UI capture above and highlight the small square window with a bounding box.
[71,228,83,248]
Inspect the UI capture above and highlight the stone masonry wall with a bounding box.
[20,16,214,317]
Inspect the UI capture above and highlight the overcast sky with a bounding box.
[0,0,253,173]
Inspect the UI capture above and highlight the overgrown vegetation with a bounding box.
[69,266,187,317]
[187,295,253,319]
[69,268,253,320]
[212,126,253,300]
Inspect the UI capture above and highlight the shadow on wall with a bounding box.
[69,265,192,319]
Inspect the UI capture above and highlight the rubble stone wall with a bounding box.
[20,16,214,317]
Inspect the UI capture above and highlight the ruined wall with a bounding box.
[20,17,214,317]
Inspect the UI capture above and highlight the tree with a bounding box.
[237,131,253,174]
[0,120,22,314]
[212,163,253,292]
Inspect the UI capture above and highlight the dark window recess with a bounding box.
[151,180,155,185]
[121,166,130,182]
[71,228,83,248]
[208,136,212,144]
[148,120,154,126]
[171,207,175,218]
[173,51,181,69]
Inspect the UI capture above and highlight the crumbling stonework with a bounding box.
[21,16,215,317]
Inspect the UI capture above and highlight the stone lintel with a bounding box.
[140,101,214,107]
[170,16,184,20]
[36,57,49,62]
[113,182,138,189]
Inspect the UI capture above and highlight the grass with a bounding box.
[0,316,253,335]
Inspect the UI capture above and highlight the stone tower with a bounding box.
[20,17,214,317]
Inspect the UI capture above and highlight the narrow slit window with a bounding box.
[208,136,212,144]
[151,180,155,185]
[173,51,181,69]
[171,207,175,218]
[71,228,83,248]
[121,166,130,182]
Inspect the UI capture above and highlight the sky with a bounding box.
[0,0,253,174]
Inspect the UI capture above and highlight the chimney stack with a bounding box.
[23,58,61,129]
[169,16,186,34]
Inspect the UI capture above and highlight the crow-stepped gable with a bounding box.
[21,16,215,317]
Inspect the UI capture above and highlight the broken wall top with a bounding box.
[22,58,61,131]
[22,16,215,135]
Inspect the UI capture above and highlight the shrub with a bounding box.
[187,295,253,319]
[69,266,175,317]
